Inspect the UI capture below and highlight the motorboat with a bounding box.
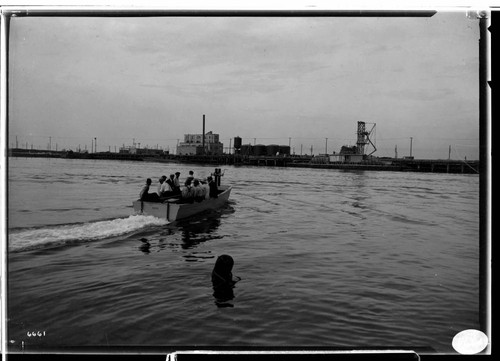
[133,184,231,222]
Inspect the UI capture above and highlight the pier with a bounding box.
[8,148,479,174]
[287,159,479,174]
[171,154,479,174]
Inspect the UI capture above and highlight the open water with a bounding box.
[6,157,482,353]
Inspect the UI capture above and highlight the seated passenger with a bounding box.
[173,172,181,193]
[181,179,195,203]
[192,179,206,202]
[207,176,218,198]
[201,179,211,200]
[186,170,195,185]
[140,178,160,202]
[166,174,178,195]
[160,175,174,198]
[157,176,168,197]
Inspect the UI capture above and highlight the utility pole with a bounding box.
[301,144,303,156]
[202,114,206,155]
[95,137,97,153]
[395,145,398,159]
[91,139,93,153]
[409,137,413,158]
[325,138,328,155]
[49,136,51,151]
[289,137,291,148]
[448,145,451,160]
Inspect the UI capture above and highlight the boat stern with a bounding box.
[133,200,170,220]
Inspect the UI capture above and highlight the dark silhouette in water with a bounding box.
[139,237,151,254]
[211,254,241,308]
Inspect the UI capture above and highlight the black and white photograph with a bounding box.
[1,1,491,357]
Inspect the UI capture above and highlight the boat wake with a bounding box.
[8,215,169,253]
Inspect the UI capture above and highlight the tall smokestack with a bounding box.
[202,114,205,155]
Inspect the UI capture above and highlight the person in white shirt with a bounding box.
[158,175,172,198]
[157,176,166,196]
[201,179,210,200]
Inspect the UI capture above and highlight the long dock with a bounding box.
[8,149,480,174]
[287,159,479,174]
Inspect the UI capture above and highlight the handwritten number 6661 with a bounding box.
[27,331,46,337]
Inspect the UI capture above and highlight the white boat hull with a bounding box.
[133,185,232,222]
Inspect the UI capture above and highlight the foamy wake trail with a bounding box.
[9,214,169,252]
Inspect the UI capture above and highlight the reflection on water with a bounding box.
[135,207,233,259]
[178,216,223,249]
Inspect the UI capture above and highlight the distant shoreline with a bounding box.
[7,148,480,175]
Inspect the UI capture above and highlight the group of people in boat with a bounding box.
[139,170,219,203]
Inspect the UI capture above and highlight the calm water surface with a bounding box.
[7,157,481,353]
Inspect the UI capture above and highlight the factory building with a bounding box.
[328,145,364,163]
[177,131,224,155]
[329,153,364,163]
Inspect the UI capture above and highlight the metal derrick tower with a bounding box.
[356,121,377,156]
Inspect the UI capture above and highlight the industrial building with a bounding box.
[177,131,224,156]
[328,145,364,163]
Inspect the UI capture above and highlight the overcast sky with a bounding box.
[7,10,481,159]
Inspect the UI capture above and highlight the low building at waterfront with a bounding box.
[119,145,165,156]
